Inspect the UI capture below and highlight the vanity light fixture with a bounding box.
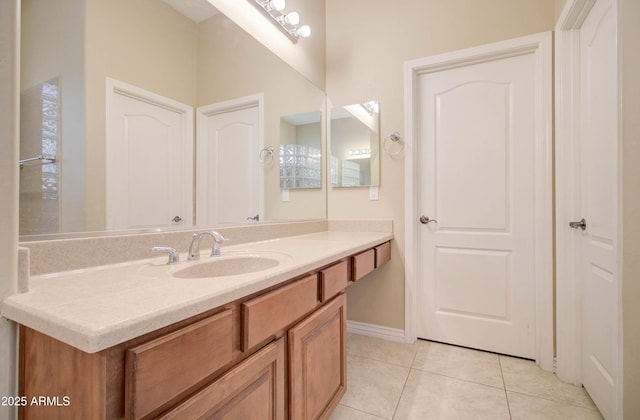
[295,25,311,38]
[348,148,372,158]
[252,0,311,42]
[265,0,285,11]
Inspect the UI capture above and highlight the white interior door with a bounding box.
[577,0,620,417]
[415,36,551,359]
[197,103,261,226]
[106,79,193,230]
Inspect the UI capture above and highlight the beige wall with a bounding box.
[0,0,19,418]
[555,0,568,20]
[209,0,326,89]
[621,0,640,415]
[326,0,556,329]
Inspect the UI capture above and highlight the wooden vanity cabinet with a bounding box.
[125,310,234,419]
[375,241,391,267]
[159,338,285,420]
[289,294,347,420]
[319,260,349,302]
[351,241,391,282]
[242,274,318,351]
[18,241,390,420]
[352,249,375,281]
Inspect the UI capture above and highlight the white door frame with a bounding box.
[555,0,623,414]
[404,32,554,371]
[196,93,265,225]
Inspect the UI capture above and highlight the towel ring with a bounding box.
[383,132,403,156]
[258,146,274,164]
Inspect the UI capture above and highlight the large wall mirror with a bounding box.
[18,0,326,238]
[330,101,380,187]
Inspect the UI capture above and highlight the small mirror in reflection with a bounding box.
[330,101,380,187]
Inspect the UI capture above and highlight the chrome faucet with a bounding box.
[150,246,180,265]
[188,231,227,260]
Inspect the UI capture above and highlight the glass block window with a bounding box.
[279,144,321,189]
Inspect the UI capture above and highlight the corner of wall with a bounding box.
[0,1,21,419]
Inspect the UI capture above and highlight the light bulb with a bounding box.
[282,12,300,25]
[269,0,286,11]
[297,25,311,38]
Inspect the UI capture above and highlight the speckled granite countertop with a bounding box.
[1,230,392,353]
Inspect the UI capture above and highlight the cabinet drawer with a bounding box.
[352,248,375,281]
[320,260,349,302]
[375,241,391,267]
[242,274,318,351]
[125,310,233,420]
[160,338,285,420]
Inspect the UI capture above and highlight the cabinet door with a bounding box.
[289,294,347,420]
[160,338,285,420]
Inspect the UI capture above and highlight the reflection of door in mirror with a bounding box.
[197,98,262,226]
[106,79,193,230]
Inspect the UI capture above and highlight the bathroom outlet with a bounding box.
[369,186,379,201]
[282,189,290,202]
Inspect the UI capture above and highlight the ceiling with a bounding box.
[162,0,219,23]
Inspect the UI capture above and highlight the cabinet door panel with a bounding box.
[242,274,318,351]
[160,338,285,420]
[126,309,233,419]
[289,294,347,420]
[352,249,375,281]
[375,241,391,267]
[320,260,349,302]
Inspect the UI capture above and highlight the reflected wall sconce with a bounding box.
[348,148,372,159]
[251,0,311,42]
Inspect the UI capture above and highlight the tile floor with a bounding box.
[330,334,603,420]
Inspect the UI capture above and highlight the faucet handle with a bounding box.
[210,231,228,256]
[150,246,180,265]
[211,231,228,243]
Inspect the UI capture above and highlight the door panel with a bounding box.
[197,106,260,226]
[417,50,538,359]
[435,82,510,232]
[579,0,618,416]
[436,248,511,320]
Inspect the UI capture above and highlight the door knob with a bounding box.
[171,216,183,223]
[569,218,587,231]
[420,216,437,224]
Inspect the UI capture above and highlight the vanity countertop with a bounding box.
[1,230,392,354]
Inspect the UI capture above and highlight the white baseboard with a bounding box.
[346,320,407,343]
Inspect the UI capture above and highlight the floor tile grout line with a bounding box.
[409,365,506,391]
[350,355,416,369]
[505,389,603,412]
[345,352,412,419]
[390,367,414,420]
[499,354,514,419]
[335,403,388,419]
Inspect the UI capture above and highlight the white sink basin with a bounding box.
[172,253,289,279]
